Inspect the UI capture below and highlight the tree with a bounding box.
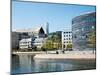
[32,46,37,51]
[67,44,72,48]
[43,31,62,50]
[66,44,72,51]
[87,31,96,53]
[41,47,46,51]
[43,40,53,50]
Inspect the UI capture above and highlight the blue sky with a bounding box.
[12,1,96,33]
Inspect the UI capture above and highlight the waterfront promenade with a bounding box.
[12,51,96,60]
[12,51,45,55]
[34,54,95,60]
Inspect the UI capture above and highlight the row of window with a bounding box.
[64,35,72,37]
[20,41,44,44]
[64,38,72,40]
[63,32,72,34]
[73,25,95,33]
[72,22,95,28]
[72,15,95,25]
[34,41,44,43]
[64,41,72,43]
[20,41,31,44]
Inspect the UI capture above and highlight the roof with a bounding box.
[19,38,34,43]
[16,26,42,33]
[15,26,45,37]
[72,12,96,21]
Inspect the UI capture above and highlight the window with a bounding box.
[63,45,65,48]
[92,26,95,29]
[69,41,71,43]
[76,29,79,32]
[66,32,68,33]
[74,35,77,38]
[82,28,84,31]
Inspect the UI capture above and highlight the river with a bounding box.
[11,54,96,74]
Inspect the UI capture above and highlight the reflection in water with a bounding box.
[11,55,96,74]
[19,55,32,73]
[12,55,33,74]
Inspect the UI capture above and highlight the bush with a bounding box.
[41,47,46,51]
[32,46,37,51]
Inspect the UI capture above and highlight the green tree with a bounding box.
[43,31,62,50]
[87,31,96,53]
[43,40,53,50]
[67,44,72,49]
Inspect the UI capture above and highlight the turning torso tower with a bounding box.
[46,22,49,35]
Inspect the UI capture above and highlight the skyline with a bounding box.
[12,1,96,33]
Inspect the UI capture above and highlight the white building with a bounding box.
[12,26,47,49]
[62,31,72,50]
[19,38,35,49]
[19,37,46,49]
[34,38,46,49]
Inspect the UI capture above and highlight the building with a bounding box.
[18,32,30,40]
[12,32,30,49]
[72,12,96,51]
[19,37,46,50]
[62,31,72,50]
[16,26,46,38]
[12,32,19,49]
[34,38,46,49]
[19,38,35,49]
[12,26,46,49]
[46,22,49,36]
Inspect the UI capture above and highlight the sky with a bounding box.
[12,0,96,33]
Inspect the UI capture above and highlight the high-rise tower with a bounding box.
[46,22,49,35]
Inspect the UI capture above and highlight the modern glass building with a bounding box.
[72,12,96,51]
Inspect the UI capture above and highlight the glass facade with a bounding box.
[72,12,96,51]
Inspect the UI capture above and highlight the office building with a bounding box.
[72,12,96,51]
[62,31,72,50]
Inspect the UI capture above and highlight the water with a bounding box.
[11,55,96,74]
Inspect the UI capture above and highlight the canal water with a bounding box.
[11,55,96,74]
